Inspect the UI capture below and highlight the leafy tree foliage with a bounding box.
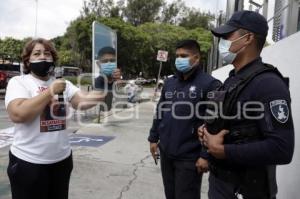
[1,0,214,78]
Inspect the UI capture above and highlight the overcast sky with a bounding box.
[0,0,227,40]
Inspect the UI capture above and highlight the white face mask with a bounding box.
[218,34,249,65]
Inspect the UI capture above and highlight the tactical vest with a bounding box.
[205,63,289,144]
[205,63,289,198]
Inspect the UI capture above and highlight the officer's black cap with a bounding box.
[211,10,269,37]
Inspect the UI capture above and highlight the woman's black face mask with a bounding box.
[29,60,55,77]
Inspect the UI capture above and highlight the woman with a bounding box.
[5,38,120,199]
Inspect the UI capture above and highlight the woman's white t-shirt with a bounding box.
[5,74,79,164]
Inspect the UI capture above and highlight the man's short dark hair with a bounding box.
[176,39,201,55]
[254,34,267,51]
[238,29,266,52]
[97,46,116,58]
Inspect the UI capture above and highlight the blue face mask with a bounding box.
[218,34,249,65]
[175,58,192,73]
[218,38,237,65]
[101,62,117,76]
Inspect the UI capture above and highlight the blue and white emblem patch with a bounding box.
[270,100,289,123]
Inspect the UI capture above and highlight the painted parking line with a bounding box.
[69,134,115,147]
[0,128,114,149]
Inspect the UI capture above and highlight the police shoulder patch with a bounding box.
[270,100,289,123]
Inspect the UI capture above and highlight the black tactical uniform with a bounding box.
[206,11,295,199]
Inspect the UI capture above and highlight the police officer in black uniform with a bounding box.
[148,40,221,199]
[198,11,294,199]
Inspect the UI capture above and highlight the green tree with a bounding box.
[137,23,212,77]
[0,37,26,61]
[57,50,81,66]
[97,17,151,77]
[80,0,214,30]
[124,0,164,26]
[53,0,214,77]
[81,0,124,18]
[161,0,186,25]
[179,9,214,30]
[53,15,212,77]
[51,36,64,51]
[58,14,97,71]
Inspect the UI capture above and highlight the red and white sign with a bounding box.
[156,50,168,62]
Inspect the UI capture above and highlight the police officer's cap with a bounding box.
[211,10,269,37]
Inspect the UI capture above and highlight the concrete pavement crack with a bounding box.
[116,155,152,199]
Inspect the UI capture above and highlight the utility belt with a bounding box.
[209,163,243,185]
[209,163,273,198]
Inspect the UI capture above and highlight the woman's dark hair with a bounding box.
[22,38,58,74]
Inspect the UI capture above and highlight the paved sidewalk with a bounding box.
[0,100,209,199]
